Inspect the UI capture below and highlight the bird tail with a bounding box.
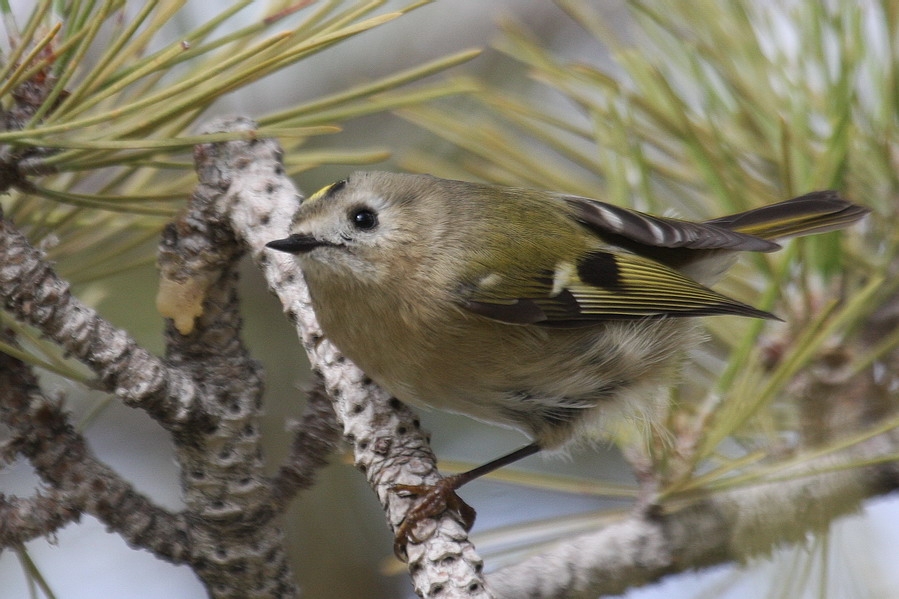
[704,191,869,241]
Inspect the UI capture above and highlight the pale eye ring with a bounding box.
[350,207,378,230]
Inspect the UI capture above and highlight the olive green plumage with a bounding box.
[267,172,867,449]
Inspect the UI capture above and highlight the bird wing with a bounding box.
[461,249,774,327]
[563,195,781,251]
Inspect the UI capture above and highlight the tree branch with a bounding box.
[0,116,343,597]
[488,425,899,598]
[269,377,341,509]
[200,116,492,598]
[149,131,308,598]
[0,217,206,433]
[0,491,79,547]
[0,329,192,561]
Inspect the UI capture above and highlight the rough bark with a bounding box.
[201,116,490,598]
[0,118,343,598]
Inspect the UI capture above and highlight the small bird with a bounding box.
[267,171,867,551]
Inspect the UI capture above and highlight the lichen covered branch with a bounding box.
[200,116,491,598]
[0,330,191,560]
[0,217,204,432]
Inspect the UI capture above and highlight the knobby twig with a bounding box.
[0,328,192,561]
[0,121,343,597]
[0,216,205,432]
[489,427,899,598]
[199,116,491,598]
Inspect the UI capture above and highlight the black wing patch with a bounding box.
[462,250,776,327]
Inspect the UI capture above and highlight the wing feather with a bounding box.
[457,189,865,327]
[564,195,780,252]
[463,250,774,327]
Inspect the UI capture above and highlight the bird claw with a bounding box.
[391,475,477,560]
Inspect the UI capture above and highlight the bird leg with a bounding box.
[392,442,541,559]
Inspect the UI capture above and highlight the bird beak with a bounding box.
[265,234,326,254]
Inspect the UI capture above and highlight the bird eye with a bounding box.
[350,207,378,230]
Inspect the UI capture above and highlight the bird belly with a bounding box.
[334,311,695,450]
[462,318,692,448]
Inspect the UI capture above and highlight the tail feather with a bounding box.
[705,191,869,241]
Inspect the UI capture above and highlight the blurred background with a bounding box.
[1,1,897,598]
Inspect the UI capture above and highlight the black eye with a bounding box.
[350,207,378,230]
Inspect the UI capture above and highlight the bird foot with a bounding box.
[391,474,477,560]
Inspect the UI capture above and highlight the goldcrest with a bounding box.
[268,171,866,452]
